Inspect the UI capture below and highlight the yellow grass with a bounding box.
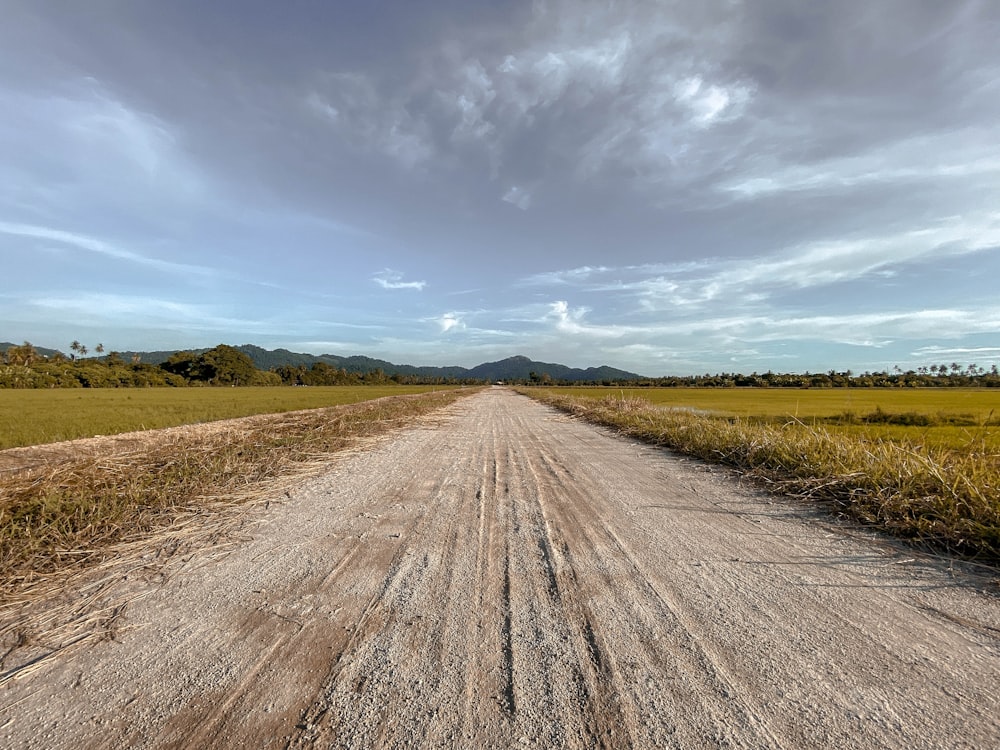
[522,389,1000,561]
[541,387,1000,450]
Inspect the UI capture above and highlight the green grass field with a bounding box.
[0,386,458,449]
[542,387,1000,449]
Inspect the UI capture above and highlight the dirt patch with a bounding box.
[2,389,998,748]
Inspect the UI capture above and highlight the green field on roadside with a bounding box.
[523,388,1000,559]
[538,387,1000,449]
[0,385,459,449]
[542,386,1000,419]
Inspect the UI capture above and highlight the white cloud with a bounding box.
[495,31,632,114]
[0,81,207,212]
[66,81,176,177]
[521,265,614,286]
[911,345,1000,359]
[306,91,340,122]
[435,312,464,333]
[501,185,532,210]
[372,269,426,290]
[298,4,756,193]
[546,300,626,339]
[0,220,215,276]
[29,293,252,331]
[723,134,1000,200]
[524,212,1000,313]
[446,59,497,143]
[673,76,745,126]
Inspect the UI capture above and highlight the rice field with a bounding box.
[0,386,458,450]
[541,387,1000,449]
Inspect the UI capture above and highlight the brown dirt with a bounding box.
[1,388,998,748]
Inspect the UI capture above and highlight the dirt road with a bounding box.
[2,388,998,749]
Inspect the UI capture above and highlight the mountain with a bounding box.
[467,355,640,382]
[2,341,645,382]
[232,350,642,382]
[231,346,471,378]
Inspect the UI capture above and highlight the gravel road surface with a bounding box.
[2,388,998,749]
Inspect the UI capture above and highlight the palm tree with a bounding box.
[70,340,81,361]
[5,342,38,366]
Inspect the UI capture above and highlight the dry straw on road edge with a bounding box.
[525,391,1000,563]
[0,389,474,672]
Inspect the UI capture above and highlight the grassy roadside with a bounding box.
[0,389,477,597]
[521,390,1000,562]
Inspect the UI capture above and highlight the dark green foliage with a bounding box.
[1,342,269,388]
[191,344,258,385]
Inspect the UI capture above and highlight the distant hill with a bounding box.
[2,341,644,382]
[467,355,639,382]
[238,349,642,382]
[230,345,472,379]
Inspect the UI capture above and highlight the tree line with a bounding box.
[3,341,999,388]
[523,364,1000,388]
[0,342,479,388]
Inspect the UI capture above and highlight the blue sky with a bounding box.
[2,1,999,376]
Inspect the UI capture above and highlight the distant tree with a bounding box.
[95,343,105,355]
[5,341,38,366]
[70,340,82,361]
[161,351,199,379]
[196,344,258,386]
[362,368,389,385]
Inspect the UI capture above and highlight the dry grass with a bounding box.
[523,390,1000,563]
[0,388,475,670]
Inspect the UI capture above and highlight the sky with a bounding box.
[2,1,999,376]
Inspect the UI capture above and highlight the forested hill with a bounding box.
[466,355,639,383]
[236,348,642,382]
[230,346,471,379]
